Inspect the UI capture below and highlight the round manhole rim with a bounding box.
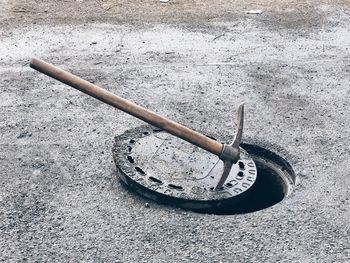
[113,126,296,214]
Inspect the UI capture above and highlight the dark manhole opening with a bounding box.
[113,127,296,215]
[209,143,295,215]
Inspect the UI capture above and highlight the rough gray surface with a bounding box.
[1,1,350,262]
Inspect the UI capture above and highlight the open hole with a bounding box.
[127,146,132,152]
[238,161,245,170]
[149,177,163,184]
[207,143,296,215]
[127,156,134,163]
[129,139,136,143]
[143,132,149,135]
[237,171,244,177]
[168,184,183,191]
[135,166,145,175]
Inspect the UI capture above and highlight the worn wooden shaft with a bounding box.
[30,58,224,156]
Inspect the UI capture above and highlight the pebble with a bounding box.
[245,10,263,14]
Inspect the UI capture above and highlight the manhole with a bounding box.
[112,126,296,214]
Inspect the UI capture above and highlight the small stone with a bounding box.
[17,131,30,138]
[246,10,263,14]
[145,203,150,208]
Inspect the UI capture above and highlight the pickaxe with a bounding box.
[30,58,245,190]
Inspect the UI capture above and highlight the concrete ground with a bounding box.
[1,0,350,262]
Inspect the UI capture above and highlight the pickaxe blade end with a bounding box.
[215,103,245,190]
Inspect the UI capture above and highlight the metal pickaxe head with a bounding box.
[215,103,244,190]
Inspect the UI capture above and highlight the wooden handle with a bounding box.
[30,58,224,156]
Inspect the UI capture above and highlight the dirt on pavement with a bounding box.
[1,0,350,262]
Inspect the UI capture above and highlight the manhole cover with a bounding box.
[113,125,257,210]
[113,126,296,214]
